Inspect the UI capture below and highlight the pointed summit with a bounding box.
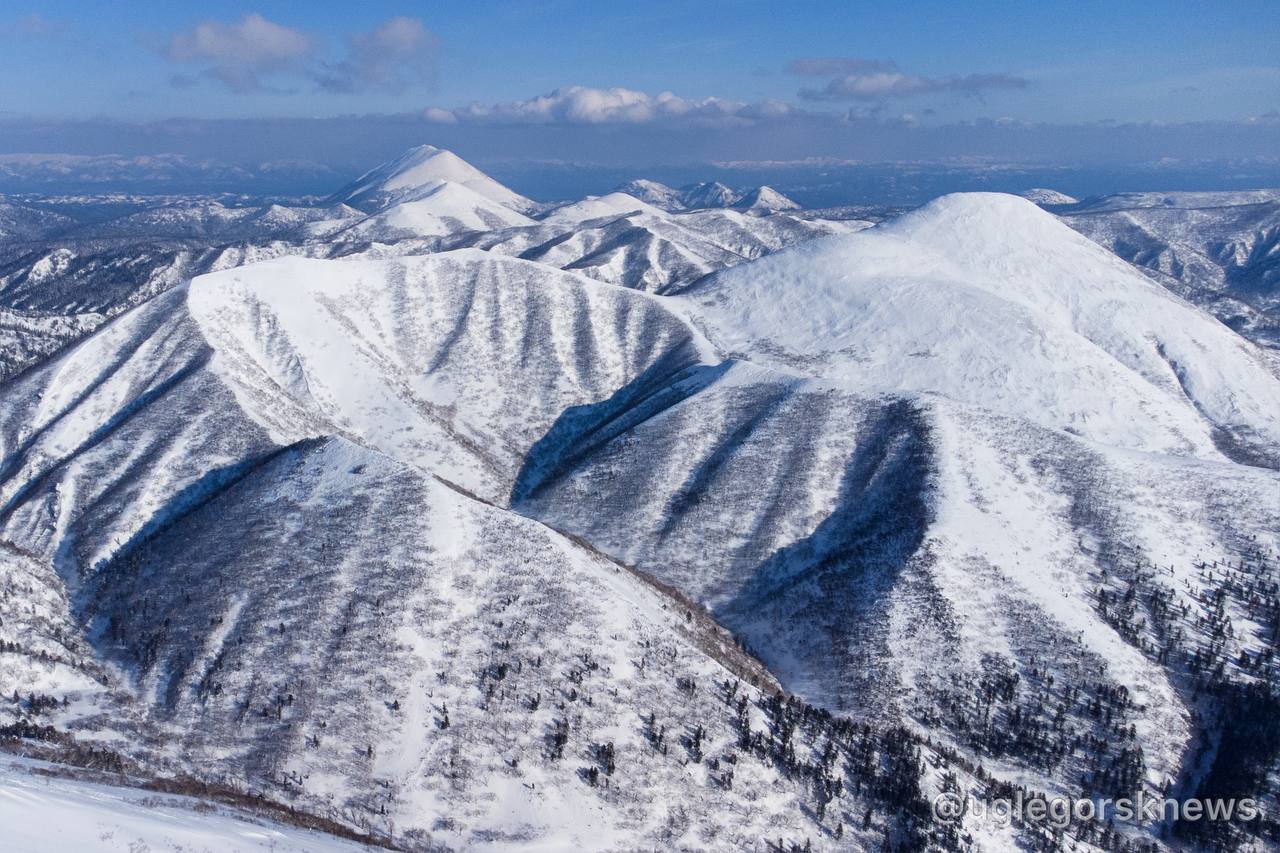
[330,145,535,213]
[679,181,740,209]
[731,186,801,212]
[613,179,685,211]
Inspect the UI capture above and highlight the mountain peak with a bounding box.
[679,190,1280,458]
[613,178,685,210]
[732,185,801,212]
[680,181,740,209]
[330,144,534,213]
[540,191,668,225]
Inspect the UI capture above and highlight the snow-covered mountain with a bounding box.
[1055,189,1280,347]
[462,206,865,293]
[538,191,669,225]
[0,251,945,851]
[732,186,801,212]
[610,180,799,214]
[330,144,535,213]
[680,181,741,209]
[332,180,536,241]
[613,179,686,211]
[676,193,1280,460]
[0,149,860,380]
[0,148,1278,851]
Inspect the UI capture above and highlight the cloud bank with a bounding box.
[3,98,1276,174]
[433,86,795,126]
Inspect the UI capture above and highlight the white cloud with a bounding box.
[422,106,458,124]
[163,14,437,95]
[165,14,314,93]
[314,16,439,94]
[430,86,797,126]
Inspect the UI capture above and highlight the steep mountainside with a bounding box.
[538,192,669,225]
[1057,191,1280,347]
[0,252,971,851]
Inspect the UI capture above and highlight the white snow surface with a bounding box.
[332,145,534,212]
[732,186,801,212]
[538,192,669,225]
[677,192,1280,457]
[0,759,369,852]
[611,179,685,211]
[335,180,535,240]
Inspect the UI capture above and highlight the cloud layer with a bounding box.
[430,86,796,126]
[163,14,437,95]
[790,57,1029,101]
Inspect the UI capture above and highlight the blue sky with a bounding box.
[0,1,1277,176]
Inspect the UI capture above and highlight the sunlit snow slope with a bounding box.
[675,193,1280,461]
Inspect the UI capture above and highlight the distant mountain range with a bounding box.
[0,153,346,194]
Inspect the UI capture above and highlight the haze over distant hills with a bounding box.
[0,144,1277,852]
[3,149,1280,207]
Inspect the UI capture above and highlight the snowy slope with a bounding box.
[0,307,104,380]
[331,145,534,212]
[0,149,855,379]
[612,179,685,211]
[538,192,669,225]
[333,181,535,240]
[1058,190,1280,347]
[446,206,866,293]
[0,251,960,850]
[513,358,1279,793]
[676,192,1280,461]
[0,759,370,852]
